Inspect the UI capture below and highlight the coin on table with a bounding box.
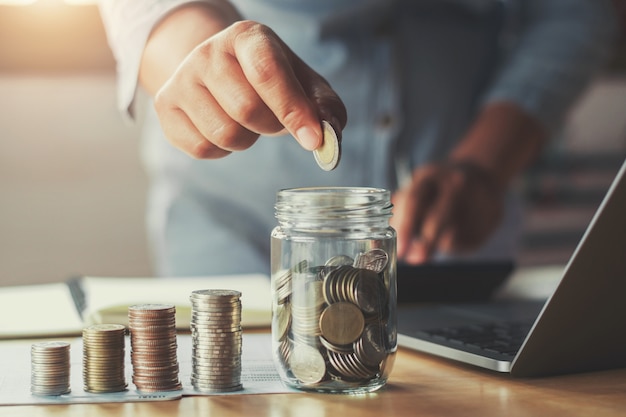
[313,120,341,171]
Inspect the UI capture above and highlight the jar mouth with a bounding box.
[275,187,393,223]
[278,186,388,196]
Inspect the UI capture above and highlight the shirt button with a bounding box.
[377,113,394,129]
[375,20,392,38]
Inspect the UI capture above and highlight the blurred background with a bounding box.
[0,0,152,286]
[0,1,625,287]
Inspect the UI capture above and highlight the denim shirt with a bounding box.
[99,0,617,276]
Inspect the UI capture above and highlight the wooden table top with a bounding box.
[6,343,626,417]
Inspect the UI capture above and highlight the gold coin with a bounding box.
[273,302,292,341]
[313,120,340,171]
[84,323,126,333]
[319,302,365,345]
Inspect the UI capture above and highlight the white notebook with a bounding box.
[0,274,272,339]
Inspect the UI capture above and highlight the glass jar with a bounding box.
[270,187,397,394]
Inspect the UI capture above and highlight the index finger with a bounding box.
[393,169,439,259]
[233,23,329,150]
[418,181,457,260]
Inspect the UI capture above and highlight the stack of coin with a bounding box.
[128,304,182,392]
[30,341,71,396]
[275,260,308,305]
[82,324,127,393]
[189,289,243,393]
[290,279,325,346]
[273,248,393,386]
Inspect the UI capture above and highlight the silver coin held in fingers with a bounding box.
[313,120,341,171]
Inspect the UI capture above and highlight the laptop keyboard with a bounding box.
[415,320,534,358]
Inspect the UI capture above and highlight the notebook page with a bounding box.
[0,282,84,339]
[80,274,272,329]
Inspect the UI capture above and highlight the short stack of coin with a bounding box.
[189,289,243,393]
[82,324,127,393]
[30,341,71,396]
[128,304,182,392]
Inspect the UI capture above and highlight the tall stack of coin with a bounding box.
[189,289,243,393]
[82,324,127,393]
[30,341,71,396]
[128,304,182,392]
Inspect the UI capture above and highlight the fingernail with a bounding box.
[295,125,321,151]
[406,250,427,265]
[405,240,430,264]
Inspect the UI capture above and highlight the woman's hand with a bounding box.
[142,9,346,159]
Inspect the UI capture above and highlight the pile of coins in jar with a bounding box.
[272,248,395,387]
[30,292,244,396]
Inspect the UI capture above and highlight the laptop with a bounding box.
[396,157,626,377]
[396,260,514,303]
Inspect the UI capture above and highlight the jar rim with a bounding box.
[275,187,392,223]
[277,186,390,197]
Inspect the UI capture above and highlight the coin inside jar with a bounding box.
[319,301,365,345]
[290,343,326,385]
[271,187,396,393]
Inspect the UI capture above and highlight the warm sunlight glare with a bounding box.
[0,0,96,5]
[0,0,38,5]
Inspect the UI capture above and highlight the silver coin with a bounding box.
[313,120,341,171]
[190,287,244,391]
[191,288,241,296]
[192,348,242,357]
[31,341,72,396]
[353,249,389,273]
[192,364,242,373]
[325,255,354,267]
[290,343,326,385]
[192,382,243,393]
[31,341,70,351]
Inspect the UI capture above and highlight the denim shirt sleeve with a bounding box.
[483,0,619,134]
[98,0,224,121]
